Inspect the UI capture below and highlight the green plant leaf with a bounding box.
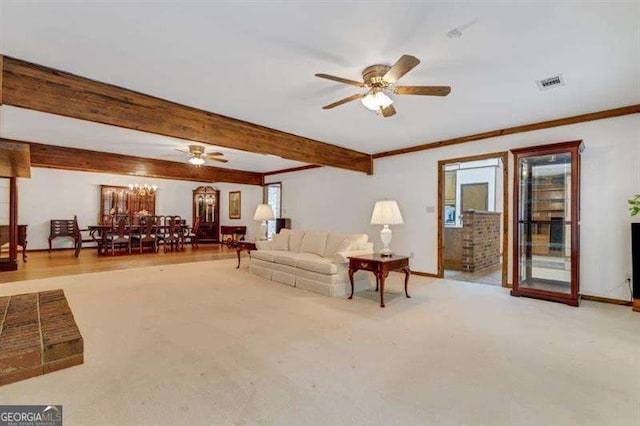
[627,194,640,216]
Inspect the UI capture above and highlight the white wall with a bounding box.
[445,162,499,227]
[0,179,9,226]
[216,183,262,240]
[269,114,640,300]
[17,168,263,250]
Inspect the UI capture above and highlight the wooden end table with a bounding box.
[236,241,257,268]
[348,254,411,308]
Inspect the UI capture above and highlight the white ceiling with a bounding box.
[1,1,639,169]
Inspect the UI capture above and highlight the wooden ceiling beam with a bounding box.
[1,56,373,174]
[262,164,323,177]
[0,139,263,185]
[0,140,31,178]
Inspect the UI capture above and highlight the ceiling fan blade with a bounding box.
[383,54,420,84]
[205,152,224,159]
[322,93,364,110]
[174,148,190,154]
[380,104,396,118]
[208,157,229,163]
[394,86,451,96]
[315,73,365,87]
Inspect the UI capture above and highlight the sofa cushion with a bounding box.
[299,231,328,256]
[324,234,354,258]
[271,232,289,251]
[347,234,369,250]
[281,229,305,252]
[296,257,338,275]
[252,250,276,262]
[272,252,299,267]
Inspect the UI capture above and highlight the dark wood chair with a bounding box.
[161,216,183,252]
[132,216,158,253]
[106,216,131,255]
[183,216,201,249]
[72,215,84,258]
[48,219,78,252]
[48,217,90,257]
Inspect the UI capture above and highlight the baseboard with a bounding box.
[411,270,439,278]
[633,298,640,312]
[511,289,580,307]
[580,294,632,307]
[27,246,96,253]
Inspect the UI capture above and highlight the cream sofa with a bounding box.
[249,229,374,297]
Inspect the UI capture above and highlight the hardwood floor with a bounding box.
[0,244,238,284]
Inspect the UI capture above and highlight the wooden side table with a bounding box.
[236,241,257,268]
[348,254,411,308]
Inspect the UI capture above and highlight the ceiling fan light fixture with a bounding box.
[361,90,393,112]
[189,157,206,166]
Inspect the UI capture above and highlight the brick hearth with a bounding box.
[0,289,83,386]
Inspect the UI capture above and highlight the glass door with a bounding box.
[512,141,582,306]
[264,182,282,239]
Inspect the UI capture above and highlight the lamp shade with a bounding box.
[370,200,403,225]
[253,204,275,221]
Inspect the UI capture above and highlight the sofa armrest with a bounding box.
[334,242,374,263]
[255,240,272,250]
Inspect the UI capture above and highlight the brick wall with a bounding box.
[461,210,501,272]
[0,289,83,386]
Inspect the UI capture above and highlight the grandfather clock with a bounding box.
[193,186,220,243]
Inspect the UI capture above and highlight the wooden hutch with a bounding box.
[193,186,220,243]
[511,141,582,306]
[99,185,156,224]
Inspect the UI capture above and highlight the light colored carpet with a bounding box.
[0,259,638,425]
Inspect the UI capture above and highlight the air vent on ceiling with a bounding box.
[536,74,565,91]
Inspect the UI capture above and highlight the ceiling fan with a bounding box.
[315,54,451,118]
[175,145,228,166]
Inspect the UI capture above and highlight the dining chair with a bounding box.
[162,216,183,252]
[107,216,131,255]
[132,217,158,253]
[184,216,201,249]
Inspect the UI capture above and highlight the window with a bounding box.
[263,182,281,239]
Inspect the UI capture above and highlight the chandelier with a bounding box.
[128,183,158,197]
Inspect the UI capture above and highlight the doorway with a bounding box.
[263,182,282,239]
[438,152,509,287]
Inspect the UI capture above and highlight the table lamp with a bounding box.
[254,204,275,240]
[370,200,404,256]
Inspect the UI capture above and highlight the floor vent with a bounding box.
[536,75,565,91]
